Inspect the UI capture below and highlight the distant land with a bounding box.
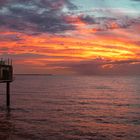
[15,74,53,76]
[14,74,140,76]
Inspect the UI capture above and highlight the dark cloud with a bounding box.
[0,0,139,35]
[77,59,140,75]
[0,0,77,34]
[1,0,139,35]
[79,15,96,24]
[0,0,8,7]
[0,47,9,52]
[0,52,77,60]
[70,7,140,32]
[48,59,140,75]
[0,34,22,41]
[0,53,47,60]
[110,59,140,65]
[93,16,138,32]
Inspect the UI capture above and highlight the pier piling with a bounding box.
[6,82,10,108]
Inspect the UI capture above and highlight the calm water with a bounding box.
[0,75,140,140]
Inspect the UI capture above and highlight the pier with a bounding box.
[0,59,13,108]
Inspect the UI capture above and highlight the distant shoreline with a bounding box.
[14,74,140,76]
[14,74,53,76]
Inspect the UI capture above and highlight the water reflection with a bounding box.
[0,108,14,140]
[0,75,140,140]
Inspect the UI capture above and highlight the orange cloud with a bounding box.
[0,22,140,74]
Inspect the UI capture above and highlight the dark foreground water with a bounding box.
[0,75,140,140]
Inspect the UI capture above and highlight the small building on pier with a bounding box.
[0,59,13,83]
[0,59,13,108]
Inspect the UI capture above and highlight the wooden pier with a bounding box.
[0,59,13,109]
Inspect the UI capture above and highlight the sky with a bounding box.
[0,0,140,75]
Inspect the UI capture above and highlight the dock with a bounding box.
[0,59,13,108]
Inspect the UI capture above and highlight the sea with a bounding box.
[0,75,140,140]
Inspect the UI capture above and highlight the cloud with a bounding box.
[78,15,96,24]
[67,59,140,75]
[0,1,139,75]
[0,34,22,41]
[0,0,139,36]
[0,0,8,7]
[0,0,77,34]
[0,53,49,62]
[43,57,140,75]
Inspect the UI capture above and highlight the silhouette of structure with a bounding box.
[0,59,13,108]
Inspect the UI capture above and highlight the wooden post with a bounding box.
[6,82,10,108]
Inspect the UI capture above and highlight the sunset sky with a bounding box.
[0,0,140,75]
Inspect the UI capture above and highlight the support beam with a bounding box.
[6,82,10,108]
